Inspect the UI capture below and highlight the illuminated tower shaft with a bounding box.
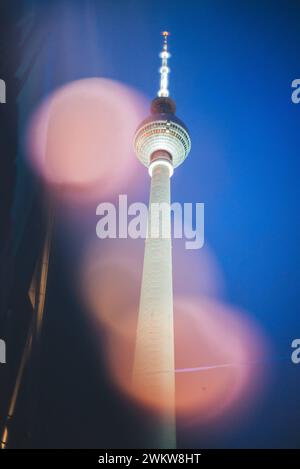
[133,32,191,448]
[133,159,175,448]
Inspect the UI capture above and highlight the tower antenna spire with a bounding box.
[158,31,171,98]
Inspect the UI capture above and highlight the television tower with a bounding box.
[133,32,191,448]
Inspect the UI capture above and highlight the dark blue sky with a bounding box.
[16,0,300,448]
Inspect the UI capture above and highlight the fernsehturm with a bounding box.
[133,32,191,448]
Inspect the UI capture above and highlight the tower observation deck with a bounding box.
[133,32,191,449]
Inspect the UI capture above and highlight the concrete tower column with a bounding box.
[133,32,191,449]
[132,159,176,448]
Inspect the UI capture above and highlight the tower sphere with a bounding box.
[134,96,191,169]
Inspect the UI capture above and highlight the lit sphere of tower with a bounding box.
[134,96,191,170]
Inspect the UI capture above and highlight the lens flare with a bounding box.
[26,78,147,200]
[173,297,268,425]
[81,238,223,336]
[80,238,268,425]
[103,296,267,423]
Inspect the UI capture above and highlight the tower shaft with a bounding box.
[133,32,191,449]
[133,162,176,448]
